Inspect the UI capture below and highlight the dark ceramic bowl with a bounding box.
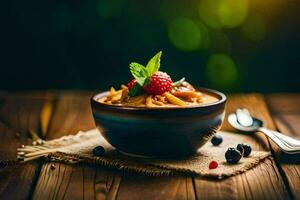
[91,88,226,158]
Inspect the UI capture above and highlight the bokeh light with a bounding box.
[199,0,248,29]
[97,0,121,18]
[199,0,223,29]
[218,0,248,28]
[168,18,202,51]
[2,0,299,92]
[241,15,266,42]
[205,54,238,88]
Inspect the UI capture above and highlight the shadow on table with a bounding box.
[279,153,300,164]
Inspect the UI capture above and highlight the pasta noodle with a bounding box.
[97,81,217,107]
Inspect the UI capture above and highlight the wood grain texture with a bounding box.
[95,169,122,200]
[266,94,300,200]
[194,94,290,200]
[267,94,300,114]
[45,91,96,139]
[118,173,196,200]
[33,91,124,200]
[0,92,51,199]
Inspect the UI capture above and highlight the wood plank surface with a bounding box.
[266,94,300,200]
[117,173,196,200]
[0,92,53,199]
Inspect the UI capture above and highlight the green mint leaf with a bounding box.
[146,51,162,75]
[129,62,149,86]
[129,82,142,97]
[143,77,150,86]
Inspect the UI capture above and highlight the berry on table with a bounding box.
[209,161,218,169]
[143,72,173,95]
[211,134,223,146]
[92,146,105,156]
[237,143,252,157]
[225,147,242,164]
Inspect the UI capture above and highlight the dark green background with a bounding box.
[1,0,299,92]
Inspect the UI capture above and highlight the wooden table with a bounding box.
[0,91,299,200]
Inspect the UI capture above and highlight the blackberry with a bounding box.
[225,147,242,164]
[92,146,105,156]
[211,134,223,146]
[237,143,252,157]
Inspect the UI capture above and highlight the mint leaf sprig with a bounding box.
[129,62,149,86]
[129,51,162,96]
[146,51,162,75]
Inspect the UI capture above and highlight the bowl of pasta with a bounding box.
[91,51,226,157]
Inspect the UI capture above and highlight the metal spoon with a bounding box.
[228,111,300,154]
[236,108,300,148]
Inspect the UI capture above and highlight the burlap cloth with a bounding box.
[21,128,270,179]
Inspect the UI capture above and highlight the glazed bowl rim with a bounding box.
[91,87,226,111]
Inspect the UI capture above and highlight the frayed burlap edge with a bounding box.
[46,151,271,179]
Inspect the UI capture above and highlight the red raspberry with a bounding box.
[209,161,218,169]
[143,72,173,95]
[127,79,137,90]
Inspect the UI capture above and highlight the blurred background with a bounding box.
[1,0,299,92]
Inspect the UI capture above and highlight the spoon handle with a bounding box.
[258,127,300,153]
[269,130,300,148]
